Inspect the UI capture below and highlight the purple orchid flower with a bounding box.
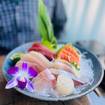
[5,62,38,92]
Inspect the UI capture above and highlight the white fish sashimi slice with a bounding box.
[48,68,60,75]
[59,70,85,87]
[49,68,85,85]
[56,73,75,96]
[32,69,57,96]
[51,60,80,77]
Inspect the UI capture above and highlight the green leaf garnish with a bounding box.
[38,0,57,50]
[10,52,24,64]
[71,62,80,71]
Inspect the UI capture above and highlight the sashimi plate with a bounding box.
[2,42,104,101]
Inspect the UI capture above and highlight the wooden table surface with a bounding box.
[0,56,101,105]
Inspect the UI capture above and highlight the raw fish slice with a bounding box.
[48,68,60,75]
[51,60,80,77]
[32,69,56,96]
[29,51,51,67]
[73,80,84,87]
[21,53,47,72]
[57,44,80,65]
[28,42,55,60]
[56,71,75,96]
[49,68,84,87]
[59,70,84,87]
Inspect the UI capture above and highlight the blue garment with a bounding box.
[0,0,66,54]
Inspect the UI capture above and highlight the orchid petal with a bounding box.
[7,67,18,76]
[28,67,38,78]
[22,62,28,71]
[5,78,17,89]
[17,78,27,90]
[26,80,34,92]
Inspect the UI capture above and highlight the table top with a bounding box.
[0,55,104,105]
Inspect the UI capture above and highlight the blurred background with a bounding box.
[60,0,105,45]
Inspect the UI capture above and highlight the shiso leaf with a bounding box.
[38,0,57,50]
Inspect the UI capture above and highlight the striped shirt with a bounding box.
[0,0,67,54]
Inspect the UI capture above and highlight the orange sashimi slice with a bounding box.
[57,44,80,66]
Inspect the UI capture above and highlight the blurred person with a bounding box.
[0,0,67,55]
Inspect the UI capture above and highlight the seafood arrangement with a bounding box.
[5,0,94,98]
[5,42,94,97]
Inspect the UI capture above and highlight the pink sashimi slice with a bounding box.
[51,60,80,77]
[28,42,55,60]
[73,80,84,87]
[29,51,51,67]
[20,53,47,72]
[32,69,56,94]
